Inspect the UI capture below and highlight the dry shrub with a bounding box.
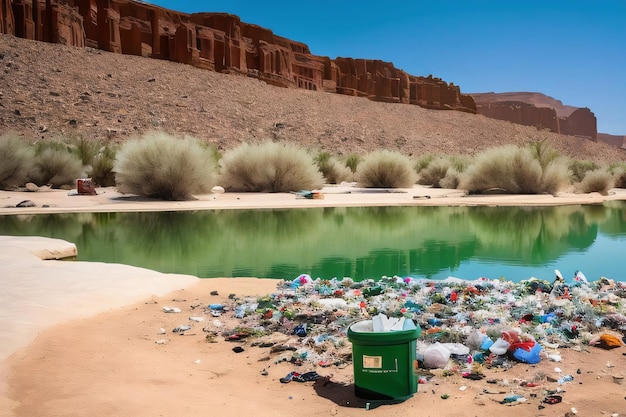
[459,145,543,194]
[30,144,85,188]
[417,157,451,188]
[0,132,34,189]
[613,168,626,189]
[577,169,614,195]
[114,131,215,200]
[569,160,599,183]
[344,154,360,173]
[440,168,461,189]
[218,141,324,192]
[540,158,572,195]
[90,145,117,187]
[315,151,353,184]
[356,150,417,188]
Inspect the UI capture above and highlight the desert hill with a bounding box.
[1,34,625,164]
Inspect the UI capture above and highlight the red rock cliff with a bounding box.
[471,92,597,141]
[0,0,476,113]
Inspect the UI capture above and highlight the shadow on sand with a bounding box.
[313,378,408,410]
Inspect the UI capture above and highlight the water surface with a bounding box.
[1,202,624,282]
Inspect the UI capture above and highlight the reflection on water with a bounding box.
[1,202,625,282]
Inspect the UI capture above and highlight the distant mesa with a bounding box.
[0,0,475,113]
[470,92,599,141]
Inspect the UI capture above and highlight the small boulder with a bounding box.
[16,200,36,208]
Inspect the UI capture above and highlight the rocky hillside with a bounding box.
[1,35,625,164]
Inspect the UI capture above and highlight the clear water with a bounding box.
[1,201,624,282]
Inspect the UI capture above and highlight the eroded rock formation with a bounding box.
[0,0,476,113]
[471,92,598,141]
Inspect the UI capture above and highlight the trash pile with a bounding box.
[205,272,625,374]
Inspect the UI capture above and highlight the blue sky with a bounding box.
[145,1,626,135]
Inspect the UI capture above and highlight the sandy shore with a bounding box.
[1,186,625,417]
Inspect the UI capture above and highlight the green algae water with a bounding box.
[1,202,625,282]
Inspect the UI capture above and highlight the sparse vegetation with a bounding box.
[459,145,568,194]
[577,169,613,195]
[356,150,417,188]
[540,159,572,195]
[29,141,85,188]
[0,132,34,189]
[113,131,216,200]
[529,139,560,169]
[90,145,117,187]
[344,153,360,174]
[417,157,453,188]
[569,160,599,183]
[612,166,626,189]
[218,141,324,192]
[315,152,354,184]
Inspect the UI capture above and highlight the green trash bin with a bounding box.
[347,319,421,401]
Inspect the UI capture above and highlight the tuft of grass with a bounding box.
[529,139,560,169]
[577,169,613,195]
[459,145,545,194]
[540,158,572,195]
[315,152,354,184]
[90,145,118,187]
[414,154,434,173]
[344,153,360,173]
[29,139,85,187]
[356,150,417,188]
[0,132,34,189]
[218,140,324,192]
[613,167,626,189]
[440,168,461,189]
[417,157,451,188]
[569,160,599,183]
[114,131,216,200]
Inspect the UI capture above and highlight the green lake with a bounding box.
[1,201,625,282]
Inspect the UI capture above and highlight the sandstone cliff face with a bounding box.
[0,0,476,113]
[471,92,598,141]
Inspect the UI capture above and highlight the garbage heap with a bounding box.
[214,273,625,372]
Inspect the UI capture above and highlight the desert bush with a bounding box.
[0,132,34,189]
[356,150,417,188]
[459,145,545,194]
[414,154,434,173]
[90,145,117,187]
[577,169,613,195]
[315,152,354,184]
[529,139,560,169]
[114,131,215,200]
[439,168,461,189]
[569,160,599,183]
[540,158,572,195]
[65,135,103,166]
[417,157,452,188]
[29,141,85,187]
[344,153,360,173]
[218,141,324,192]
[613,167,626,189]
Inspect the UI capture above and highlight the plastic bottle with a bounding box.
[558,375,574,385]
